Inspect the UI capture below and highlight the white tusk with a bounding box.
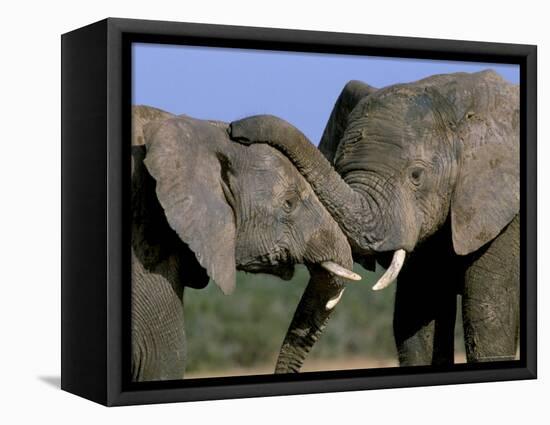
[325,289,345,310]
[372,249,406,291]
[321,261,361,281]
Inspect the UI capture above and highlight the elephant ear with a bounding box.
[143,116,237,294]
[131,105,174,177]
[132,105,174,147]
[450,73,520,255]
[319,80,377,162]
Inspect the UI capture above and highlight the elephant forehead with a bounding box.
[364,94,452,145]
[372,90,436,121]
[240,145,310,188]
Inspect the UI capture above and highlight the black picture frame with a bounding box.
[61,17,537,406]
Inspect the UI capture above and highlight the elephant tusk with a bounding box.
[325,289,345,310]
[372,249,406,291]
[321,261,361,281]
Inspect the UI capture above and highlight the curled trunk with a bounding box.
[230,116,377,254]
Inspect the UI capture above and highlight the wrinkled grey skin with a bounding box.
[131,106,353,381]
[230,70,519,365]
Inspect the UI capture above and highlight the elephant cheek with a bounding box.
[303,216,353,267]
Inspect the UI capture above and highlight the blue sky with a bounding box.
[132,43,519,145]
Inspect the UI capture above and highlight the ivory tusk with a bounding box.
[321,261,361,281]
[372,249,406,291]
[325,289,345,310]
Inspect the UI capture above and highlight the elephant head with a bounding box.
[230,70,519,288]
[132,106,359,373]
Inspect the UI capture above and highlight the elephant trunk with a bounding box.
[275,266,346,373]
[276,210,356,373]
[229,115,378,255]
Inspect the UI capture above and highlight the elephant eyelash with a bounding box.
[283,195,299,213]
[280,189,302,214]
[408,166,425,187]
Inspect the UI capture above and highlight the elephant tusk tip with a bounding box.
[371,280,393,291]
[370,249,406,291]
[321,261,361,281]
[325,289,345,310]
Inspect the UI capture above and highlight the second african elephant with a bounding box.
[230,70,520,366]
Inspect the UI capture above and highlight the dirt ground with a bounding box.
[185,353,469,379]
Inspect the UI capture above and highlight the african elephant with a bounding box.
[230,70,520,365]
[131,106,359,381]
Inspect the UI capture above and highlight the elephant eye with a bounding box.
[409,166,425,187]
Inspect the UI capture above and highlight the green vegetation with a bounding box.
[184,264,465,374]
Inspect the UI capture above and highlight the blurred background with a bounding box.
[184,266,466,378]
[133,43,517,378]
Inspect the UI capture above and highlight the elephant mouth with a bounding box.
[238,259,361,283]
[238,262,296,281]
